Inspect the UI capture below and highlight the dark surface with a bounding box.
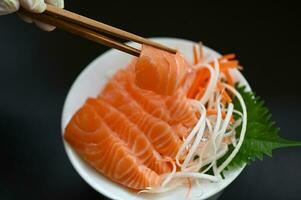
[0,1,300,200]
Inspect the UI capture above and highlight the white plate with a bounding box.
[61,37,250,200]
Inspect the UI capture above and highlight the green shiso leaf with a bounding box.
[220,85,301,170]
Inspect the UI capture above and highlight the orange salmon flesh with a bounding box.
[64,45,198,190]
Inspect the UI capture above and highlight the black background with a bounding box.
[0,1,300,199]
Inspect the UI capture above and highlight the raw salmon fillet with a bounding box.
[64,102,161,189]
[120,62,171,122]
[113,61,198,138]
[99,78,182,158]
[64,45,198,190]
[164,89,198,129]
[135,45,189,95]
[86,98,171,174]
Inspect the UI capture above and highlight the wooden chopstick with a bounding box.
[18,4,177,56]
[44,4,177,54]
[18,8,140,56]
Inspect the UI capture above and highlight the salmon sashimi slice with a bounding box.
[165,89,199,129]
[86,98,171,174]
[114,65,171,123]
[99,79,182,158]
[125,83,193,138]
[113,63,196,139]
[113,63,197,134]
[64,102,161,189]
[135,45,189,96]
[126,82,171,122]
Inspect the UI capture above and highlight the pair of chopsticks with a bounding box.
[18,4,177,57]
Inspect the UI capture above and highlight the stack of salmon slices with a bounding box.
[64,45,198,190]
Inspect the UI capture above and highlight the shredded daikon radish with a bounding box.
[197,59,219,104]
[213,96,222,134]
[182,102,206,169]
[215,103,234,154]
[208,96,223,176]
[207,95,213,109]
[218,103,234,136]
[176,101,206,167]
[169,172,220,182]
[231,135,238,147]
[206,118,213,134]
[224,118,242,137]
[217,83,247,173]
[140,172,219,194]
[138,180,183,194]
[200,144,229,170]
[193,144,228,175]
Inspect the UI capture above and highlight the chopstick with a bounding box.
[18,8,140,56]
[18,4,177,56]
[45,5,177,54]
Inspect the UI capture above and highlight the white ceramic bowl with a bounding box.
[61,38,250,200]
